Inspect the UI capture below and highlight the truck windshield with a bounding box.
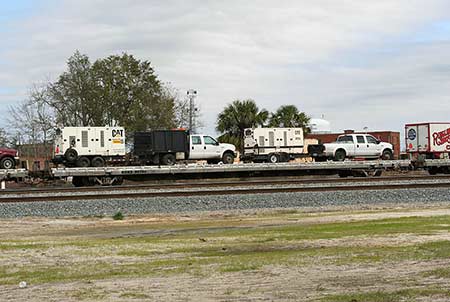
[337,135,354,143]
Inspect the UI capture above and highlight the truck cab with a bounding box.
[0,147,19,169]
[189,134,236,164]
[309,134,394,161]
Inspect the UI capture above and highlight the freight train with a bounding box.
[2,122,450,187]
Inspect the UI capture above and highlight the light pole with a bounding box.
[187,89,197,133]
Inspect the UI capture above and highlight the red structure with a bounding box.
[306,130,401,159]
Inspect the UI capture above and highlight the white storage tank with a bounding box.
[308,118,331,134]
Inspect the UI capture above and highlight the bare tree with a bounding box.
[0,128,11,148]
[166,85,203,131]
[8,84,56,158]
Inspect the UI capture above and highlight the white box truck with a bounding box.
[242,128,304,163]
[405,122,450,159]
[53,126,126,167]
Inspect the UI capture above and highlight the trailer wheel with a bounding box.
[222,152,235,164]
[382,149,393,160]
[268,153,280,163]
[334,149,346,161]
[0,157,15,169]
[64,148,78,163]
[91,156,105,167]
[76,156,91,167]
[161,154,176,165]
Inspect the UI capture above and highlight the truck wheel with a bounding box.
[381,149,393,160]
[65,148,78,163]
[222,152,235,164]
[91,157,105,167]
[0,157,15,169]
[334,150,346,161]
[161,154,176,165]
[268,153,280,163]
[76,156,91,167]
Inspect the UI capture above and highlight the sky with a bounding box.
[1,0,450,138]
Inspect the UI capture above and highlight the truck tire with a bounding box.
[0,157,15,169]
[161,154,176,165]
[91,156,105,167]
[268,153,280,163]
[381,149,393,160]
[334,149,346,161]
[65,148,78,163]
[222,152,235,164]
[76,156,91,167]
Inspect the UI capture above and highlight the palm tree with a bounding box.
[216,99,269,152]
[269,105,310,133]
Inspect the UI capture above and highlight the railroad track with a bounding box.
[1,174,448,195]
[0,179,448,203]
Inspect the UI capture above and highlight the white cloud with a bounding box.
[1,0,450,139]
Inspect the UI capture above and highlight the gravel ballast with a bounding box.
[1,187,450,218]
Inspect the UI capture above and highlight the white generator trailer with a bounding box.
[406,122,450,159]
[242,127,304,163]
[53,126,126,167]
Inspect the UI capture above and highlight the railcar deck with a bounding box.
[51,160,414,178]
[0,169,29,181]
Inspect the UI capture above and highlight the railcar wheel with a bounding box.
[64,148,78,163]
[428,167,439,175]
[161,154,176,165]
[91,157,105,167]
[0,157,15,169]
[72,176,84,187]
[76,156,91,167]
[268,153,280,163]
[382,149,393,160]
[334,150,346,161]
[222,152,235,164]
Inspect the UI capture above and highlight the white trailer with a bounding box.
[53,126,126,167]
[243,128,304,163]
[405,122,450,158]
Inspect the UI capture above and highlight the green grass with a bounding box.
[424,266,450,279]
[69,287,107,300]
[2,214,450,286]
[119,292,151,299]
[321,288,450,302]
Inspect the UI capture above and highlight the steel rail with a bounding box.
[1,174,448,195]
[0,181,448,203]
[0,174,447,195]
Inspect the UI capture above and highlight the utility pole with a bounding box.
[187,89,197,133]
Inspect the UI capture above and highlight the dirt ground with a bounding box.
[2,204,450,301]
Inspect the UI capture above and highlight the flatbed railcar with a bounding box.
[2,158,450,187]
[51,160,414,186]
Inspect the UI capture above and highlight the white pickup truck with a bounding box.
[308,134,394,161]
[189,134,236,164]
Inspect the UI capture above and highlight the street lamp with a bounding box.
[187,90,197,133]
